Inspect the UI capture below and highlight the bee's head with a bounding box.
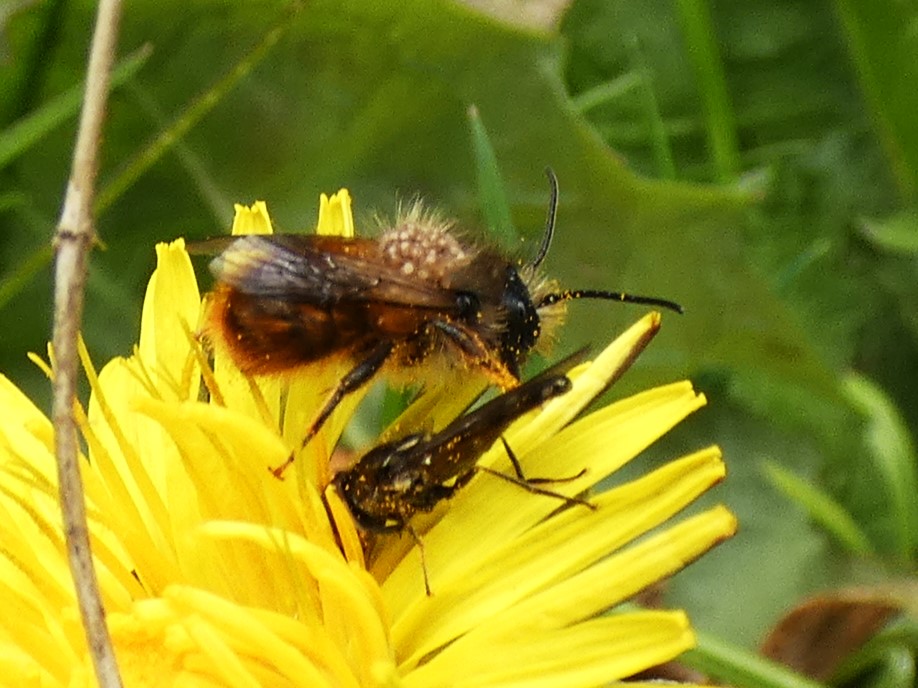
[498,266,541,378]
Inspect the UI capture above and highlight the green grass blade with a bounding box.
[0,45,151,169]
[843,373,918,564]
[467,103,516,249]
[762,460,875,555]
[673,0,740,181]
[96,5,299,213]
[687,630,828,688]
[627,37,676,179]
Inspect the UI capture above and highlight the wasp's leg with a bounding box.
[406,523,432,596]
[475,437,595,510]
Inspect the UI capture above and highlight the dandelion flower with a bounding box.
[0,190,735,686]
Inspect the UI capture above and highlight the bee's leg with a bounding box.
[270,341,394,478]
[431,320,518,389]
[475,437,595,510]
[306,340,394,444]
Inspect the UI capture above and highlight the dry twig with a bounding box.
[52,0,124,686]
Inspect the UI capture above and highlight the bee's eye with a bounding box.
[506,295,528,320]
[455,291,481,320]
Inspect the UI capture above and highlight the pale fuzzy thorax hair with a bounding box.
[374,199,469,246]
[377,197,567,355]
[376,200,481,283]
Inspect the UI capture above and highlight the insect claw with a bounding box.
[269,453,295,480]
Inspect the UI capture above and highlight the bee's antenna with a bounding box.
[530,168,558,269]
[530,168,682,315]
[539,289,684,314]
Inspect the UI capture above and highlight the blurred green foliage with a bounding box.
[2,0,917,684]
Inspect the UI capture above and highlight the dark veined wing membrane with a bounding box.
[208,234,459,310]
[397,348,589,484]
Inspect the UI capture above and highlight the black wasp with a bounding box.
[332,352,595,594]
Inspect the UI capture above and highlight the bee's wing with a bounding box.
[210,234,458,310]
[185,236,240,255]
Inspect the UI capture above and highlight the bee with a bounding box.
[332,352,593,594]
[204,170,681,477]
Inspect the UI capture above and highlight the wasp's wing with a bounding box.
[401,349,588,483]
[367,363,578,492]
[335,351,586,533]
[211,234,458,310]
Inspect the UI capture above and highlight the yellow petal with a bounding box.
[403,611,693,688]
[505,311,663,450]
[199,521,395,687]
[378,378,706,619]
[473,506,737,638]
[392,448,725,664]
[317,189,354,238]
[138,239,202,404]
[108,587,341,688]
[230,201,274,236]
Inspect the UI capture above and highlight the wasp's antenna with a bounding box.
[539,289,684,315]
[530,167,559,269]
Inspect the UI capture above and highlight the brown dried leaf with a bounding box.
[760,589,900,681]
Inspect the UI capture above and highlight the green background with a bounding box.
[2,1,917,685]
